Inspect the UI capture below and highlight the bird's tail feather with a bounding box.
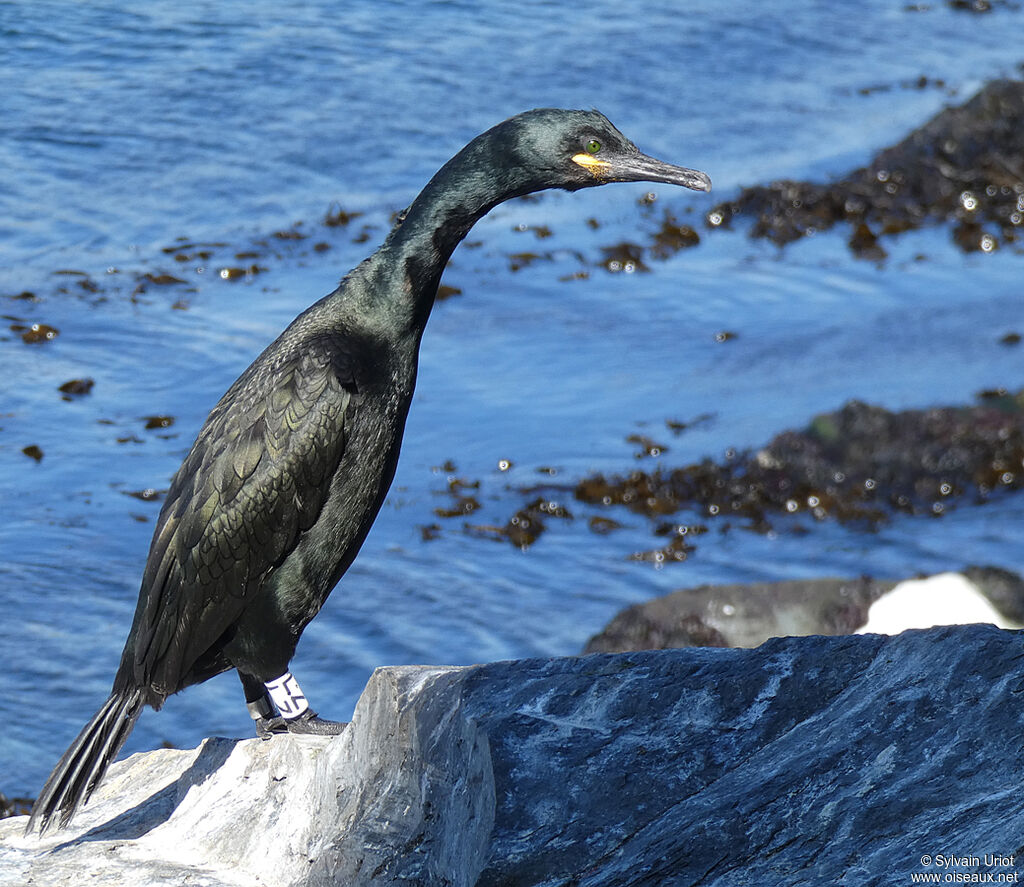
[26,687,144,835]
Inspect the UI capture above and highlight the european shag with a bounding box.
[28,108,711,834]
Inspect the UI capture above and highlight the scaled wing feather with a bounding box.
[127,336,354,693]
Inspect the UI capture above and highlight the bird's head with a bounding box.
[495,108,712,195]
[389,108,712,285]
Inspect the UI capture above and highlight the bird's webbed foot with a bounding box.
[246,694,288,740]
[283,709,348,735]
[253,714,289,740]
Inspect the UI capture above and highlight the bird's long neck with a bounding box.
[353,131,534,338]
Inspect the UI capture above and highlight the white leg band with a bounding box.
[265,672,310,719]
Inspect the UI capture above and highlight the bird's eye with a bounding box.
[585,139,602,155]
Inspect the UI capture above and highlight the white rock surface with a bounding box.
[0,733,337,886]
[857,572,1023,634]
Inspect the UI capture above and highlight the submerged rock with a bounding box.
[0,794,32,821]
[5,628,1024,885]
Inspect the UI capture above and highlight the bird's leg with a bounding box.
[265,671,348,736]
[249,694,289,740]
[239,671,287,740]
[239,670,346,738]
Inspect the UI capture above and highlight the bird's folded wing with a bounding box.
[126,336,354,692]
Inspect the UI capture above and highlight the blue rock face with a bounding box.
[461,628,1024,885]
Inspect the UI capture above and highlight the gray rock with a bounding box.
[317,667,494,885]
[964,565,1024,623]
[5,626,1024,885]
[584,576,891,652]
[585,568,1024,653]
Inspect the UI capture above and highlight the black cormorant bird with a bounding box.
[28,108,710,834]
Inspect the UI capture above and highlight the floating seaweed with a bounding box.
[707,79,1024,255]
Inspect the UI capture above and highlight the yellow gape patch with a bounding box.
[571,153,611,177]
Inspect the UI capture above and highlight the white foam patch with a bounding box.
[857,572,1021,635]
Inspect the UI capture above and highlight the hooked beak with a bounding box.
[572,150,712,192]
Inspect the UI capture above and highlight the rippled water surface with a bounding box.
[2,1,1023,796]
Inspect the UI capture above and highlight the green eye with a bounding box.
[585,139,602,155]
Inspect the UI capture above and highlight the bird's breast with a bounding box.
[266,337,419,629]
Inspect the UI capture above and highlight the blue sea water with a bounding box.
[1,0,1023,797]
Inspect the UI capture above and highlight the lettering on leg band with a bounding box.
[265,672,310,719]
